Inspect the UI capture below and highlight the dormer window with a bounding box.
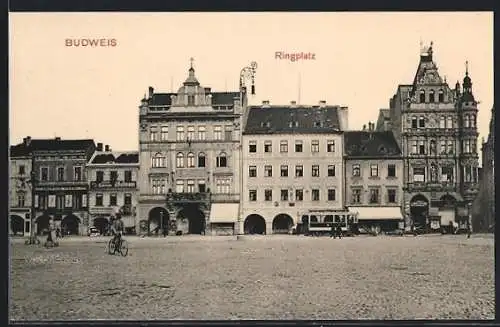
[314,121,322,127]
[419,90,425,103]
[188,95,195,106]
[378,146,386,154]
[289,121,299,128]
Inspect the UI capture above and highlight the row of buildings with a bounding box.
[10,42,491,236]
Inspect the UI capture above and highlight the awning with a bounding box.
[349,206,403,221]
[209,203,239,223]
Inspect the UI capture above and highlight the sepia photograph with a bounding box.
[8,12,494,321]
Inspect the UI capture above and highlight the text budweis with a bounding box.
[65,38,117,47]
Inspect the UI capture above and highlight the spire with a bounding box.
[183,57,200,86]
[461,60,474,102]
[190,57,194,70]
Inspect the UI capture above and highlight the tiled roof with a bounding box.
[149,92,239,107]
[10,144,31,157]
[344,131,402,157]
[90,151,139,164]
[10,139,95,153]
[211,92,239,105]
[244,106,341,135]
[149,93,175,106]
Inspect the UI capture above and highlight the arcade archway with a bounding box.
[93,217,109,235]
[10,215,24,236]
[410,194,429,227]
[148,207,169,234]
[272,214,294,234]
[35,214,51,235]
[177,205,205,234]
[62,214,81,235]
[244,214,266,235]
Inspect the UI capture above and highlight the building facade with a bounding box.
[344,125,404,234]
[382,42,480,231]
[29,137,96,235]
[137,63,245,236]
[241,101,347,234]
[9,142,33,236]
[87,145,139,235]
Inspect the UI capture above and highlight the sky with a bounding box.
[9,12,493,156]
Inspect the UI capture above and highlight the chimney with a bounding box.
[262,100,270,105]
[55,137,61,141]
[362,124,367,131]
[105,145,110,152]
[204,87,211,93]
[148,86,154,98]
[290,100,297,106]
[97,143,103,151]
[23,136,32,146]
[319,100,327,108]
[338,106,349,130]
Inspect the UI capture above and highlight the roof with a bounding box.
[148,91,239,106]
[89,151,139,165]
[243,106,341,135]
[10,138,95,155]
[149,93,175,106]
[379,109,390,119]
[10,144,31,157]
[344,131,402,158]
[211,92,239,105]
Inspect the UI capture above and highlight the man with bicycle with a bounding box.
[111,213,124,252]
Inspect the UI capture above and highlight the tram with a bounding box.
[298,210,359,236]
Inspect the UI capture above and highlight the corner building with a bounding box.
[137,64,245,236]
[9,142,33,236]
[241,101,348,234]
[382,43,480,231]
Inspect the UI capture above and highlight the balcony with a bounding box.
[166,192,210,203]
[90,181,137,189]
[403,128,458,137]
[406,182,457,193]
[37,180,88,186]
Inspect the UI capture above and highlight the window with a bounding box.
[249,190,257,201]
[18,194,25,207]
[463,140,471,153]
[351,188,361,204]
[186,152,195,168]
[281,189,288,201]
[152,179,165,194]
[96,194,103,206]
[295,189,303,201]
[311,140,320,153]
[198,126,206,140]
[280,165,288,177]
[280,140,288,153]
[264,189,272,201]
[124,170,132,182]
[187,180,195,193]
[295,140,303,152]
[441,166,454,182]
[370,164,378,177]
[464,166,472,182]
[39,195,47,209]
[411,117,418,128]
[387,189,397,203]
[198,180,206,193]
[151,153,166,168]
[471,140,477,153]
[295,165,303,177]
[73,194,81,209]
[327,140,335,152]
[447,140,454,154]
[216,152,227,167]
[327,165,336,177]
[264,141,272,153]
[249,141,257,153]
[312,165,320,177]
[447,116,453,129]
[249,166,257,177]
[150,126,158,141]
[176,126,185,141]
[429,90,435,103]
[224,126,232,141]
[418,117,425,128]
[160,126,168,141]
[352,164,360,177]
[188,94,195,106]
[110,171,118,184]
[429,140,436,155]
[96,171,104,182]
[176,180,184,193]
[413,167,426,182]
[187,126,195,140]
[74,166,82,181]
[369,189,379,204]
[56,167,65,181]
[176,153,184,168]
[327,189,336,201]
[470,115,476,128]
[464,115,470,128]
[311,189,320,201]
[418,140,426,154]
[419,90,425,103]
[440,140,447,154]
[387,164,396,177]
[438,89,444,102]
[19,165,25,175]
[198,153,206,167]
[214,126,222,140]
[109,193,117,206]
[430,163,438,182]
[440,116,446,128]
[264,165,272,177]
[411,140,417,154]
[124,193,132,205]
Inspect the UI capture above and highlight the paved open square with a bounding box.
[10,234,494,320]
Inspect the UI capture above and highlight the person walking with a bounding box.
[336,225,343,239]
[330,223,335,238]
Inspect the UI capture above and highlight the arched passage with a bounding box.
[93,217,109,235]
[10,215,24,236]
[439,194,457,229]
[177,205,205,235]
[62,214,81,235]
[35,214,51,235]
[440,194,457,208]
[244,214,266,235]
[272,214,294,234]
[148,207,169,234]
[410,194,429,228]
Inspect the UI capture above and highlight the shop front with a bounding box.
[209,203,239,236]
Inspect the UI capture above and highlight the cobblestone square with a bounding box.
[10,234,494,320]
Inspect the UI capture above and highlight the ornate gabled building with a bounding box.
[137,62,246,236]
[383,42,480,232]
[9,142,33,236]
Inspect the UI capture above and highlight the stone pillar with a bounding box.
[266,221,273,235]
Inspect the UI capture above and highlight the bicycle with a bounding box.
[107,236,128,257]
